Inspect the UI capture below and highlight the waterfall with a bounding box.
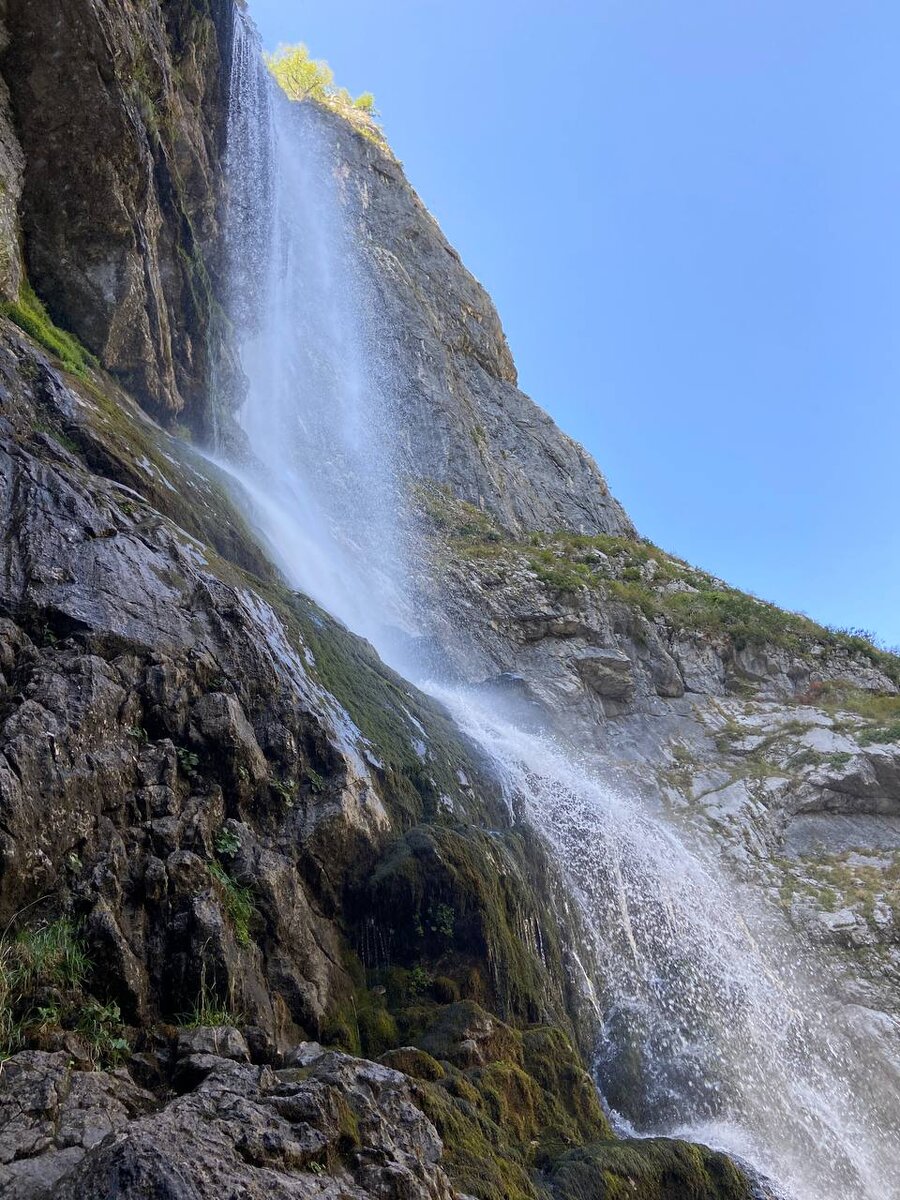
[218,11,900,1198]
[222,12,413,652]
[433,688,900,1199]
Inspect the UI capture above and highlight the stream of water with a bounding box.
[219,12,900,1197]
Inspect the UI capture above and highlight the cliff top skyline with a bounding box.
[249,0,900,647]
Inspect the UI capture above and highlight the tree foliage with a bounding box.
[264,44,382,138]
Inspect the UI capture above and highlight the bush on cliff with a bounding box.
[265,44,383,143]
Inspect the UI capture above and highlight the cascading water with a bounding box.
[431,688,900,1198]
[222,16,413,651]
[219,11,900,1198]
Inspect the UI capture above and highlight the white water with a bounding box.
[220,12,900,1198]
[223,22,413,652]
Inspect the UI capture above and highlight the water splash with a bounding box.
[429,686,900,1199]
[219,11,900,1198]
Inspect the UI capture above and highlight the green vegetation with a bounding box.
[214,824,242,858]
[265,44,385,146]
[2,280,96,377]
[364,822,565,1023]
[176,746,200,778]
[796,681,900,743]
[419,484,900,687]
[0,918,128,1067]
[180,995,241,1029]
[550,1139,751,1200]
[371,1002,749,1200]
[180,969,242,1029]
[208,861,256,946]
[404,1008,613,1200]
[779,849,900,938]
[282,587,499,830]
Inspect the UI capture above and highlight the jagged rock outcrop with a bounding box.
[0,1049,456,1199]
[0,322,713,1198]
[0,320,590,1053]
[1,1042,754,1200]
[415,490,900,1029]
[0,16,21,301]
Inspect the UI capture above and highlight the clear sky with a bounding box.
[247,0,900,648]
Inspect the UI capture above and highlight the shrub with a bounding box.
[264,45,386,146]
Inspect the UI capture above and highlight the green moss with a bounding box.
[521,1026,613,1147]
[412,1076,540,1200]
[363,826,565,1022]
[279,590,498,830]
[356,1000,399,1056]
[378,1002,746,1200]
[2,281,96,377]
[380,1046,445,1080]
[550,1139,751,1200]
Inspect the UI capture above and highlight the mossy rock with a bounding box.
[521,1025,614,1149]
[412,1075,540,1200]
[417,1001,523,1068]
[364,825,567,1023]
[550,1139,751,1200]
[379,1046,445,1081]
[356,1003,398,1057]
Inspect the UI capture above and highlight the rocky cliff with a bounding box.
[0,0,240,434]
[0,3,894,1199]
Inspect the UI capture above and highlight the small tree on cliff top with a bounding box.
[265,44,381,139]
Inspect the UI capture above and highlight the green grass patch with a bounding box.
[419,484,900,686]
[2,281,96,377]
[0,918,128,1066]
[208,861,256,947]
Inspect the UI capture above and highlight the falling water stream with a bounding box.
[218,12,900,1198]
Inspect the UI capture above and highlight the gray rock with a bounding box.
[1,0,239,430]
[308,104,634,540]
[0,1052,154,1199]
[41,1053,455,1200]
[572,647,635,701]
[283,1041,327,1069]
[176,1026,250,1063]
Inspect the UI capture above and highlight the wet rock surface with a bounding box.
[0,0,238,430]
[0,5,893,1195]
[415,496,900,1027]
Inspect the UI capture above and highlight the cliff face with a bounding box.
[0,0,239,433]
[305,106,634,540]
[0,10,760,1197]
[0,3,894,1198]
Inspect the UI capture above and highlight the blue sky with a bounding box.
[248,0,900,648]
